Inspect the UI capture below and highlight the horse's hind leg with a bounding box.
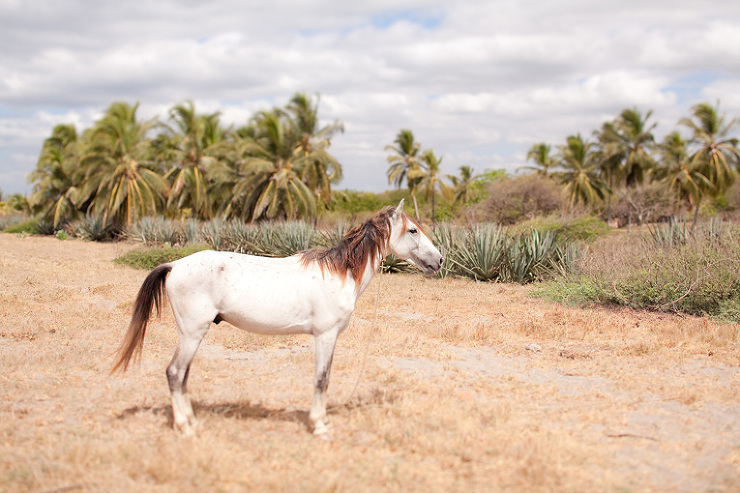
[166,321,209,436]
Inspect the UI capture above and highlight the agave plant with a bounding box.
[259,221,316,257]
[128,216,181,246]
[314,222,349,248]
[647,217,689,248]
[506,229,558,283]
[431,222,465,278]
[72,213,116,242]
[179,219,201,246]
[199,218,227,250]
[451,224,509,281]
[543,241,582,278]
[220,220,265,255]
[380,254,414,274]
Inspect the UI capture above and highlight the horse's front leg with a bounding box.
[310,330,338,437]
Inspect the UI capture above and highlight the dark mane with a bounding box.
[300,206,396,283]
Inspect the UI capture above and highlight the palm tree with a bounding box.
[558,134,609,206]
[419,149,449,223]
[81,102,169,227]
[157,101,227,219]
[679,102,739,200]
[519,143,557,176]
[286,92,344,206]
[226,110,316,221]
[386,129,425,219]
[447,165,483,206]
[654,131,713,228]
[287,92,344,155]
[598,108,657,189]
[28,124,81,227]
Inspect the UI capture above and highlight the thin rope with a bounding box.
[341,259,384,405]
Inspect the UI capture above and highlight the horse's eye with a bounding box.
[409,228,418,235]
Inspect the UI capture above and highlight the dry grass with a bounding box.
[1,233,739,492]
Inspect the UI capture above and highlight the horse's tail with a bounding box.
[111,264,172,374]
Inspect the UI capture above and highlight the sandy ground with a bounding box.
[0,232,738,492]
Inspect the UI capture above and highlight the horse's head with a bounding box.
[388,200,444,275]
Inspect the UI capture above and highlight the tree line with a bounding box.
[518,102,740,228]
[27,93,345,228]
[17,95,740,231]
[352,101,740,228]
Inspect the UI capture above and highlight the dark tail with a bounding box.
[111,264,172,374]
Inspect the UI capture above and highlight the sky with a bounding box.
[1,0,740,196]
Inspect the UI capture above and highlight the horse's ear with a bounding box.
[395,199,405,214]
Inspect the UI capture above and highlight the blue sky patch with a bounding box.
[667,70,718,105]
[371,9,444,30]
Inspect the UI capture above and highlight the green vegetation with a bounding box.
[513,215,611,244]
[115,244,213,270]
[433,223,579,283]
[535,221,740,321]
[3,217,43,234]
[527,102,740,228]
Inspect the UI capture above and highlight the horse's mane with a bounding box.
[300,206,396,284]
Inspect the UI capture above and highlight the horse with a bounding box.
[112,200,443,437]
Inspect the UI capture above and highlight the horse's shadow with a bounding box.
[194,400,312,429]
[117,388,394,432]
[117,399,311,431]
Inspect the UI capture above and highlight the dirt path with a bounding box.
[1,233,738,492]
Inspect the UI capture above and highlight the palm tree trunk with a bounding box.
[692,203,700,231]
[431,191,436,225]
[411,193,420,222]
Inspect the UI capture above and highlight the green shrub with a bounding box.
[115,244,213,270]
[331,190,387,215]
[0,213,28,231]
[381,254,414,274]
[431,222,464,278]
[433,222,579,283]
[3,217,42,234]
[506,229,558,283]
[514,215,611,244]
[180,219,201,245]
[535,224,740,321]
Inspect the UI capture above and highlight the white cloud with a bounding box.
[1,0,739,195]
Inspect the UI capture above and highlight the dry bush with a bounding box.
[473,174,567,224]
[609,182,678,227]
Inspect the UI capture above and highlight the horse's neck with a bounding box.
[354,252,384,298]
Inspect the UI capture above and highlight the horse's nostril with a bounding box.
[439,257,444,266]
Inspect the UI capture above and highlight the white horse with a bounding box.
[112,200,443,437]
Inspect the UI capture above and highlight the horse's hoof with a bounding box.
[175,422,196,437]
[313,430,333,441]
[312,420,332,440]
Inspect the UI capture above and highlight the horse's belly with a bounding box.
[215,282,353,336]
[219,307,313,335]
